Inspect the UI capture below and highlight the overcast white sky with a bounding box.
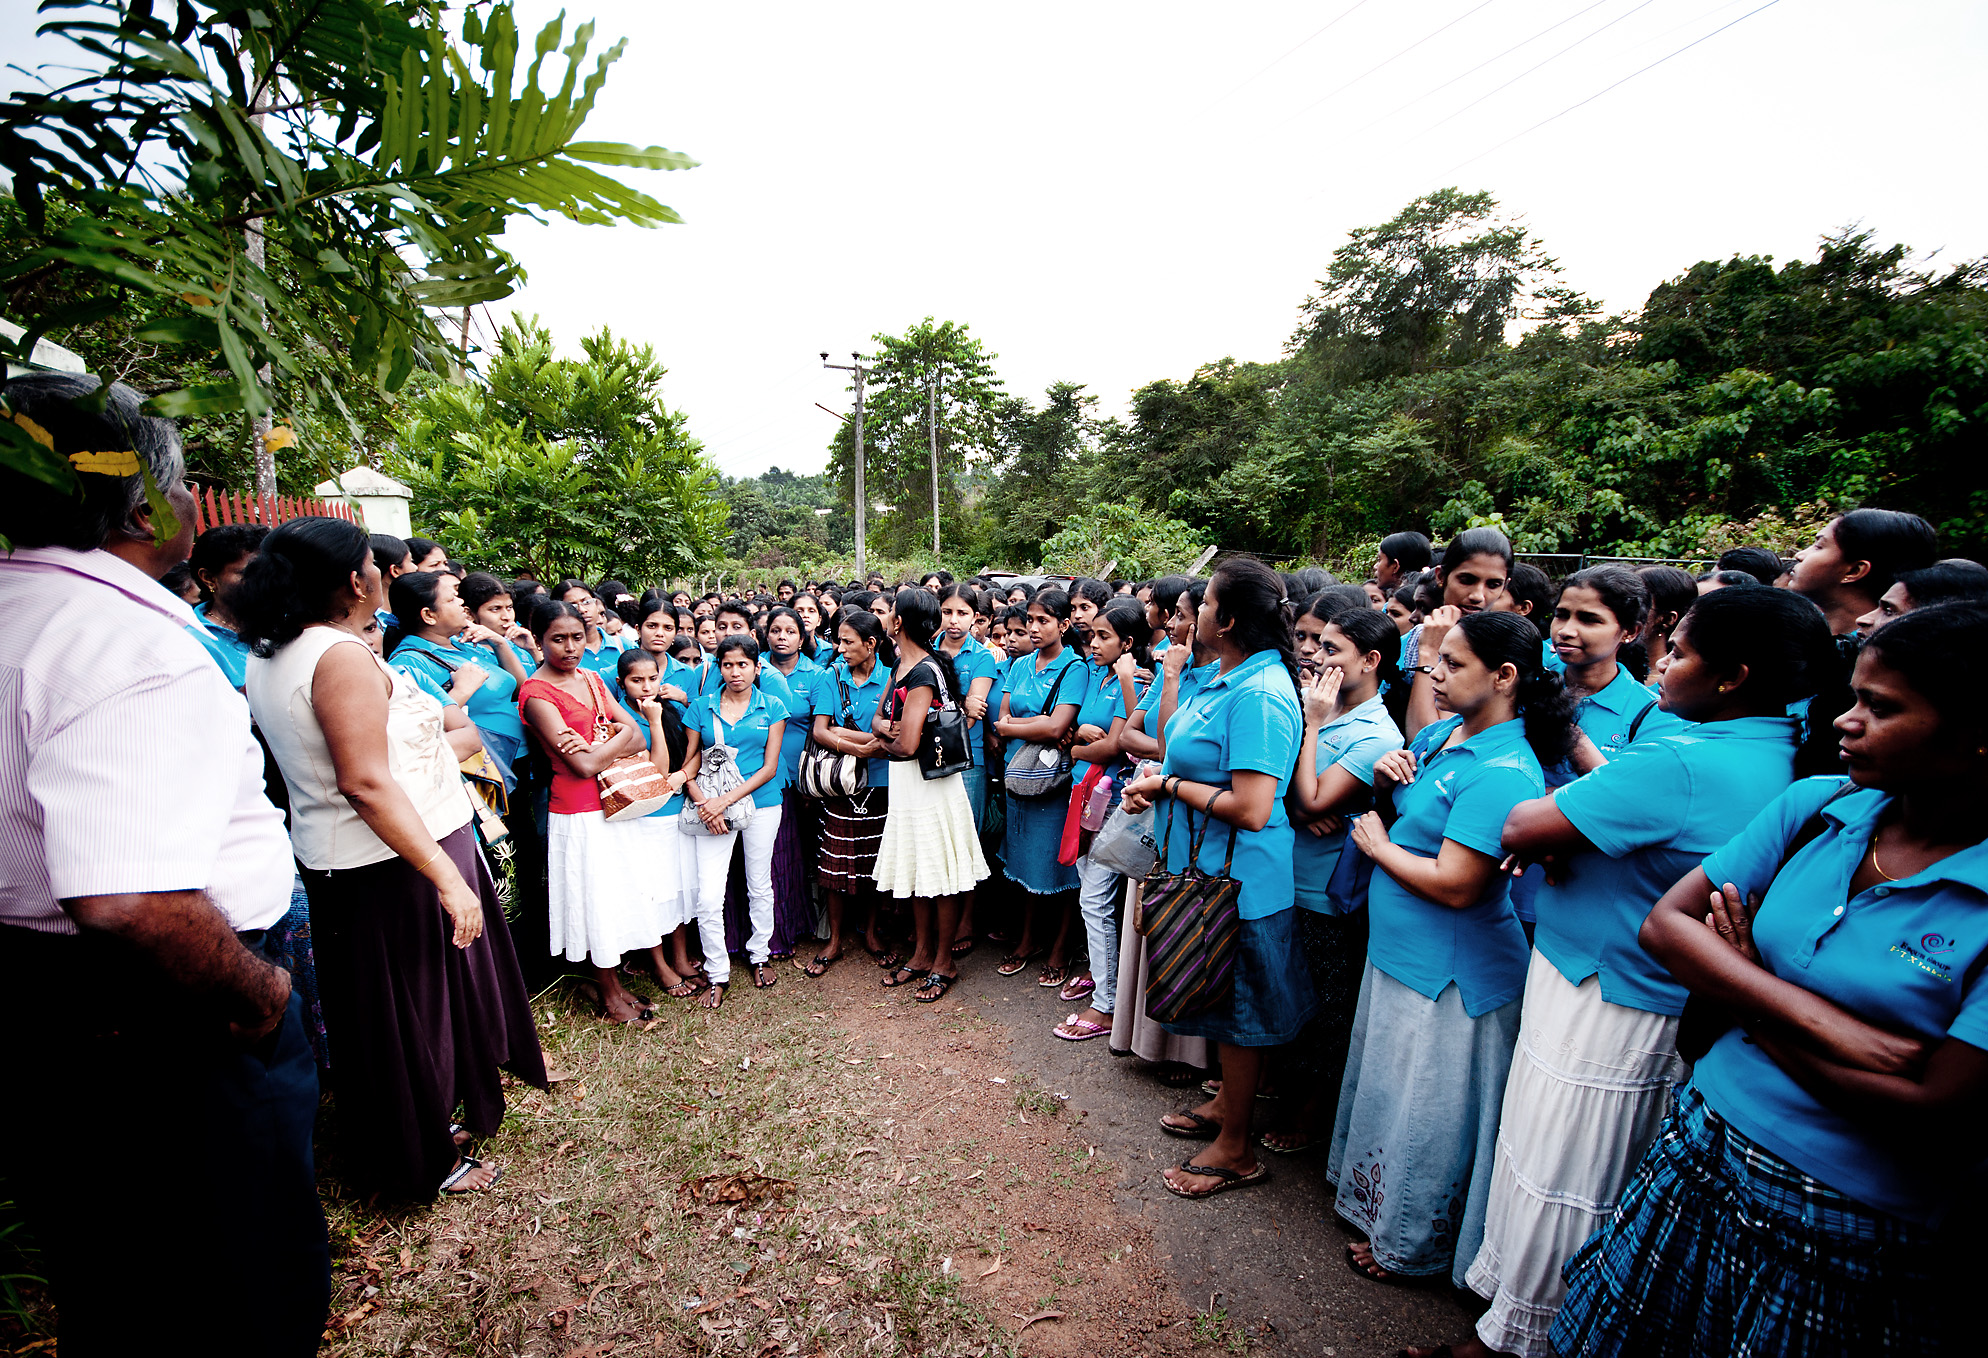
[9,2,1987,480]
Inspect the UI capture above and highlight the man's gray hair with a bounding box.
[0,372,185,550]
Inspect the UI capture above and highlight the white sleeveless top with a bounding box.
[246,625,473,870]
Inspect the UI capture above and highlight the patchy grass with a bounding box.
[319,974,1018,1357]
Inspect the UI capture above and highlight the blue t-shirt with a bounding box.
[626,707,687,818]
[1694,778,1988,1227]
[1369,716,1543,1016]
[1292,694,1403,914]
[824,658,892,785]
[390,633,526,768]
[1159,649,1303,921]
[580,638,621,686]
[765,653,827,785]
[686,686,790,809]
[1135,657,1218,743]
[944,636,1003,768]
[1071,662,1146,784]
[1536,715,1802,1013]
[691,651,796,715]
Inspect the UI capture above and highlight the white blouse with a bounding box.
[247,625,472,870]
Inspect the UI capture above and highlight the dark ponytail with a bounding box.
[384,569,448,656]
[891,587,961,705]
[1674,586,1842,776]
[1328,606,1402,691]
[1455,611,1578,767]
[1094,600,1154,674]
[837,607,896,669]
[231,516,373,658]
[1210,557,1301,690]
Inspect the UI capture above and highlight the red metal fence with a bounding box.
[191,487,360,535]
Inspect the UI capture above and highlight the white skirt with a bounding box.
[547,809,675,964]
[872,759,990,898]
[1465,949,1687,1358]
[622,809,695,932]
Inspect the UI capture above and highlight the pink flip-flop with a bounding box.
[1054,1013,1112,1042]
[1058,975,1096,1003]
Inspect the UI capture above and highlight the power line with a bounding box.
[1211,0,1379,103]
[1414,0,1663,141]
[1278,0,1508,127]
[1445,0,1784,172]
[1348,0,1616,137]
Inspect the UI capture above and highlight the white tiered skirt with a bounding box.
[871,760,990,898]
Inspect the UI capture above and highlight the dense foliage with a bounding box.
[1,0,692,499]
[389,317,723,582]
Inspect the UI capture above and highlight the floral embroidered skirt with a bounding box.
[1326,962,1521,1285]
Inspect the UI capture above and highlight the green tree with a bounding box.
[825,318,1006,556]
[975,382,1100,567]
[0,0,694,500]
[1038,501,1205,580]
[390,318,724,582]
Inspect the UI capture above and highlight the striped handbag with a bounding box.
[1136,788,1241,1024]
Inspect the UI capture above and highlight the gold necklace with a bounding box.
[1868,837,1900,882]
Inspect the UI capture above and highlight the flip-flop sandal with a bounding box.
[995,949,1042,977]
[950,938,976,957]
[1054,1014,1112,1041]
[440,1156,502,1194]
[1058,975,1096,1002]
[875,950,904,971]
[1036,965,1068,988]
[698,981,728,1010]
[752,963,778,989]
[665,976,709,998]
[1257,1130,1315,1155]
[1159,1110,1222,1139]
[1161,1157,1268,1199]
[1343,1242,1405,1285]
[913,972,957,1004]
[800,952,838,978]
[881,965,929,989]
[449,1122,473,1148]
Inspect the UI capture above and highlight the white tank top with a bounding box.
[246,625,472,870]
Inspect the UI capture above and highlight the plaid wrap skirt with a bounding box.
[1551,1083,1951,1358]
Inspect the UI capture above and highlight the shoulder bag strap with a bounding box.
[1624,698,1655,745]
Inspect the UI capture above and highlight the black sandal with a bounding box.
[699,981,728,1010]
[801,951,838,978]
[752,962,778,989]
[881,965,929,989]
[914,972,957,1003]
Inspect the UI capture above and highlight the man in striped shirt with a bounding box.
[0,373,328,1356]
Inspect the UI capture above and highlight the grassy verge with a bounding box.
[320,974,1019,1357]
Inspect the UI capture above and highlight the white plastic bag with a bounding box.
[1089,799,1157,878]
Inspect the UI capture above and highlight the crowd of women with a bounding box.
[182,506,1987,1357]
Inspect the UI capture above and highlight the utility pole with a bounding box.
[247,87,275,501]
[822,351,869,579]
[927,363,942,558]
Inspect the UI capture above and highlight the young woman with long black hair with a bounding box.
[935,583,1002,955]
[1402,527,1514,738]
[1550,601,1987,1358]
[807,610,893,975]
[1331,611,1575,1283]
[761,605,828,962]
[992,588,1086,984]
[870,588,990,1001]
[386,571,530,791]
[1406,588,1835,1358]
[1267,604,1405,1153]
[1052,600,1151,1041]
[1118,559,1309,1198]
[613,648,700,997]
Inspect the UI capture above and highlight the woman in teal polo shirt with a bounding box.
[991,590,1088,983]
[1406,588,1836,1358]
[1553,600,1988,1357]
[808,610,892,975]
[1330,611,1575,1285]
[1119,559,1307,1200]
[936,584,1001,955]
[1268,603,1404,1154]
[682,635,788,1006]
[385,571,530,791]
[762,606,826,961]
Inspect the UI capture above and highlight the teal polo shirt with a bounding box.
[1292,693,1403,914]
[1535,715,1802,1014]
[1071,661,1146,783]
[390,633,526,761]
[1369,715,1542,1015]
[1135,658,1218,735]
[945,636,1003,769]
[687,685,790,809]
[1002,647,1085,723]
[190,603,251,690]
[580,638,621,686]
[766,653,826,785]
[1693,778,1988,1227]
[1158,649,1303,921]
[824,658,892,785]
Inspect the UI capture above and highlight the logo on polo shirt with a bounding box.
[1888,936,1954,983]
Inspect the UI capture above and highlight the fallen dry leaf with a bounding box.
[978,1257,1003,1279]
[1016,1309,1064,1331]
[814,1274,842,1286]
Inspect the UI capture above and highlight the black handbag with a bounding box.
[917,660,973,781]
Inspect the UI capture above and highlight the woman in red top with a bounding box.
[518,601,672,1023]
